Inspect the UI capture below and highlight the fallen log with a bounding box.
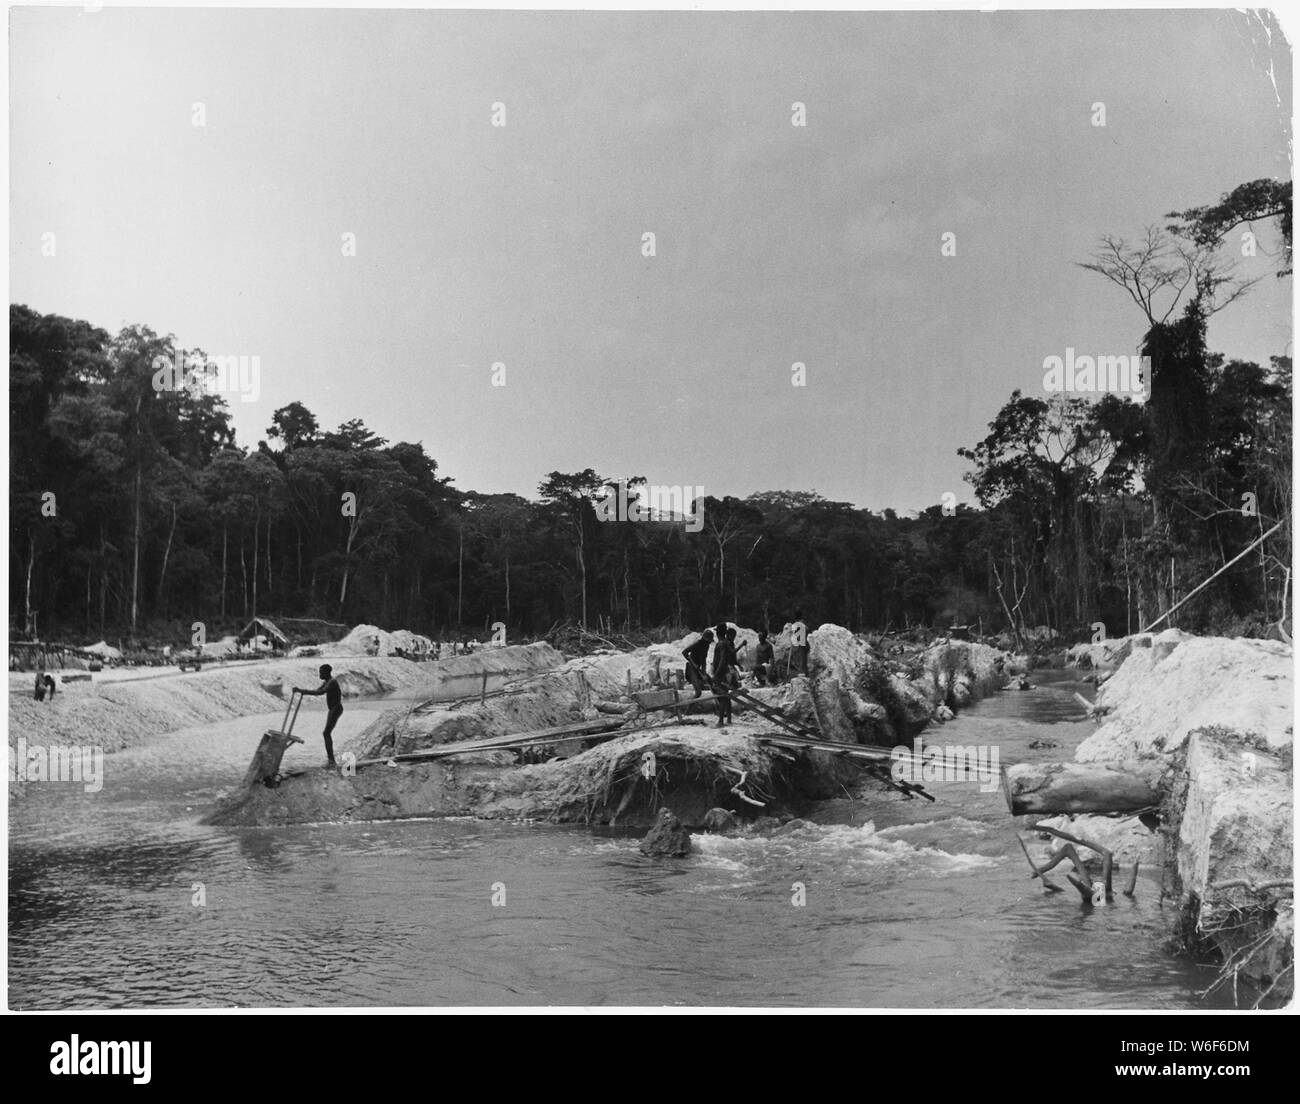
[1001,760,1164,816]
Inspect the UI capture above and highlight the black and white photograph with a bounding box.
[6,2,1295,1024]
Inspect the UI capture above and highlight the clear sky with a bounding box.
[10,7,1292,513]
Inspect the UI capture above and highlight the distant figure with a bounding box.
[294,664,343,767]
[789,610,810,676]
[433,641,442,661]
[33,671,55,702]
[753,630,774,685]
[682,629,714,698]
[162,644,172,662]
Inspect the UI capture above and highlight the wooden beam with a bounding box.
[754,731,894,761]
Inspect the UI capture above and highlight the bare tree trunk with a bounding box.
[338,515,357,617]
[131,465,142,633]
[1258,508,1270,621]
[220,523,228,619]
[577,534,587,629]
[457,523,464,626]
[251,505,260,619]
[99,529,107,635]
[25,532,35,635]
[155,501,178,614]
[624,549,632,631]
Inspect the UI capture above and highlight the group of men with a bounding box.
[293,619,812,765]
[680,613,810,727]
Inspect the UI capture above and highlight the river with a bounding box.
[8,669,1227,1008]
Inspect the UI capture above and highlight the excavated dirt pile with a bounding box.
[9,655,430,753]
[205,624,1014,829]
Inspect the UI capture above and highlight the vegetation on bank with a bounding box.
[10,180,1290,648]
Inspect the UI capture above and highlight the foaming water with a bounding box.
[695,821,1000,881]
[9,671,1225,1008]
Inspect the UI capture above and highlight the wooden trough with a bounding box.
[242,690,305,787]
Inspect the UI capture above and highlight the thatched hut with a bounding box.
[237,617,290,653]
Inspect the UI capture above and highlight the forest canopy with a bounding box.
[10,180,1291,648]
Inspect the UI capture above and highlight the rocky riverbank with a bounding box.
[1023,631,1293,1003]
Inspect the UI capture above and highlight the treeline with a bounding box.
[9,179,1291,647]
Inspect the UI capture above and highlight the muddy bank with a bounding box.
[205,756,482,826]
[207,720,798,829]
[1013,631,1293,1000]
[206,624,1015,829]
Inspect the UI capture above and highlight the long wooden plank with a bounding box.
[728,687,822,742]
[754,731,895,761]
[635,690,728,712]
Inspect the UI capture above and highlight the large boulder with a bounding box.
[809,624,871,686]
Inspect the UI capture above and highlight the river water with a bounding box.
[8,670,1227,1009]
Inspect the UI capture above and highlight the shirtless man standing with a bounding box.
[294,664,343,767]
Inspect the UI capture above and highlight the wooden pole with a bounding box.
[1142,522,1281,633]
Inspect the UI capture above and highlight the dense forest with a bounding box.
[10,180,1292,647]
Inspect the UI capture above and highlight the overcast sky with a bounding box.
[10,7,1292,513]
